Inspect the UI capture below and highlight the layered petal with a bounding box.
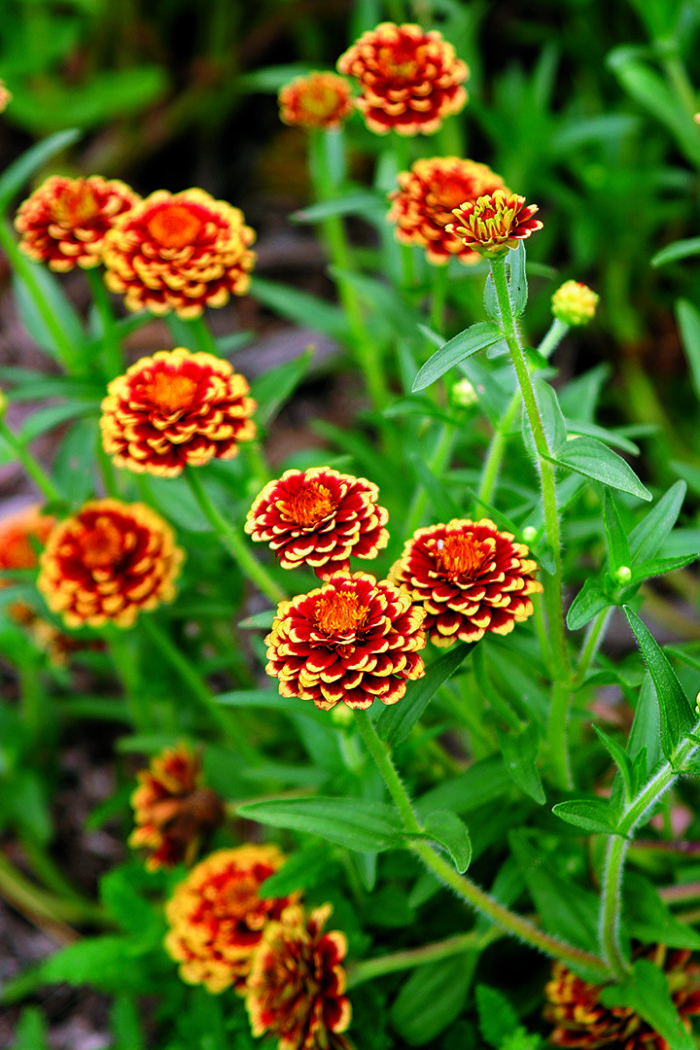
[279,72,354,130]
[446,189,542,256]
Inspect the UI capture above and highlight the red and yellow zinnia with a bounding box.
[102,188,256,318]
[245,468,389,578]
[15,175,139,272]
[446,189,542,256]
[37,499,184,629]
[164,845,294,993]
[100,347,256,477]
[279,72,354,130]
[265,570,426,710]
[337,22,468,136]
[389,519,542,647]
[246,903,352,1050]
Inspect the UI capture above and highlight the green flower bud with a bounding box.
[551,281,598,326]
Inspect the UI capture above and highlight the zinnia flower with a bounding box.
[265,570,426,711]
[244,468,389,578]
[246,903,352,1050]
[0,504,64,658]
[446,189,542,256]
[0,81,12,113]
[100,347,256,477]
[279,72,354,130]
[551,281,599,326]
[389,519,542,647]
[544,948,700,1049]
[102,188,256,318]
[129,743,224,871]
[37,499,184,629]
[337,22,468,136]
[164,845,294,993]
[387,157,505,264]
[15,175,139,272]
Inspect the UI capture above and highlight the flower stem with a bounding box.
[0,418,64,503]
[86,268,124,379]
[574,607,613,688]
[476,387,521,509]
[185,467,285,605]
[404,423,455,537]
[430,264,449,335]
[347,928,502,988]
[186,314,219,357]
[353,707,610,980]
[538,318,569,360]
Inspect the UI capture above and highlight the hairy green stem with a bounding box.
[347,928,501,988]
[86,269,124,379]
[538,318,569,359]
[185,468,285,605]
[0,419,63,503]
[353,708,610,979]
[574,608,613,687]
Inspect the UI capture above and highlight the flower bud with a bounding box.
[551,281,598,326]
[614,565,632,585]
[451,378,478,407]
[522,526,538,544]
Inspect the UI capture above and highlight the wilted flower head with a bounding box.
[337,22,468,136]
[102,188,256,318]
[388,157,505,264]
[544,948,700,1049]
[129,743,224,871]
[100,347,256,477]
[551,280,599,326]
[245,468,389,578]
[246,903,352,1050]
[15,175,139,273]
[389,519,542,647]
[164,845,293,993]
[0,81,12,113]
[279,72,354,130]
[37,499,184,629]
[447,189,542,257]
[265,570,426,711]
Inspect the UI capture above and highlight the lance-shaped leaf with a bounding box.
[624,606,695,757]
[412,322,504,392]
[0,128,81,212]
[652,238,700,268]
[566,578,610,631]
[676,299,700,406]
[236,796,407,853]
[552,797,623,836]
[377,642,471,745]
[497,722,545,804]
[549,436,651,501]
[603,490,630,573]
[422,810,472,873]
[628,476,685,564]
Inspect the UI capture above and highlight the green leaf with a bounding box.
[566,578,610,631]
[603,490,630,573]
[259,844,332,897]
[236,796,408,852]
[332,267,426,343]
[552,798,621,835]
[676,299,700,405]
[600,959,695,1050]
[592,724,633,803]
[509,242,528,317]
[629,554,697,585]
[11,1007,49,1050]
[16,401,97,444]
[111,997,145,1050]
[236,611,276,630]
[416,756,509,819]
[475,984,519,1048]
[652,238,700,268]
[46,417,98,506]
[412,322,504,392]
[0,129,81,212]
[12,262,85,360]
[423,810,472,873]
[136,474,213,533]
[377,643,471,745]
[407,451,463,524]
[624,606,695,757]
[627,673,662,775]
[251,347,314,426]
[550,436,651,500]
[34,935,152,995]
[390,956,471,1045]
[564,418,640,455]
[528,379,566,456]
[100,868,162,941]
[250,275,350,343]
[624,873,700,951]
[497,723,545,805]
[291,192,385,224]
[629,481,687,563]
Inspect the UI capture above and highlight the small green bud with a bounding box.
[451,378,478,408]
[522,526,537,544]
[551,280,599,326]
[615,565,632,584]
[0,388,7,421]
[695,691,700,718]
[331,704,354,728]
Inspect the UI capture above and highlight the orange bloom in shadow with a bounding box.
[164,845,295,993]
[15,175,139,272]
[102,188,256,318]
[245,468,389,578]
[246,903,352,1050]
[388,157,505,265]
[265,571,426,711]
[544,949,700,1049]
[446,189,542,256]
[279,72,354,130]
[37,499,184,629]
[389,519,542,647]
[100,347,256,477]
[337,22,468,136]
[129,743,224,871]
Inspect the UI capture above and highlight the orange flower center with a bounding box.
[315,591,369,636]
[81,517,124,569]
[146,370,199,415]
[147,204,203,249]
[300,85,340,118]
[435,177,473,210]
[286,482,334,526]
[379,45,420,79]
[53,184,100,226]
[434,533,488,578]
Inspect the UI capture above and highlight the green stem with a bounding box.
[186,314,219,357]
[0,221,83,374]
[0,419,63,503]
[0,850,106,927]
[106,629,152,732]
[574,608,613,688]
[659,46,698,123]
[86,268,124,379]
[430,265,449,335]
[404,423,455,537]
[347,928,501,988]
[490,255,573,788]
[538,318,569,360]
[353,708,610,980]
[97,438,119,499]
[599,728,700,979]
[472,643,521,730]
[393,134,415,290]
[185,468,285,605]
[476,388,521,509]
